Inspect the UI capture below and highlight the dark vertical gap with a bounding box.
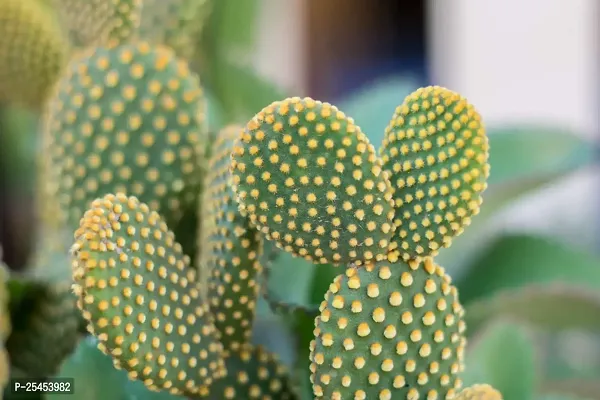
[306,0,426,101]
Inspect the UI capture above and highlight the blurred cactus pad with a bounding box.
[6,1,594,399]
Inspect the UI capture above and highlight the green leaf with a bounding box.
[464,285,600,336]
[486,126,595,186]
[456,234,600,305]
[207,61,287,124]
[537,395,592,400]
[463,320,536,400]
[335,75,420,145]
[203,0,259,51]
[48,336,130,400]
[540,379,600,400]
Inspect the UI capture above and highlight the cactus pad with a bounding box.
[5,276,79,377]
[201,125,263,351]
[231,97,396,265]
[0,0,68,108]
[380,86,490,261]
[201,344,299,399]
[310,255,466,399]
[455,384,502,399]
[41,41,207,232]
[71,193,225,396]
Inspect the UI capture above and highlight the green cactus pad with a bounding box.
[200,125,263,352]
[455,384,502,399]
[52,0,143,47]
[310,255,466,399]
[0,0,68,108]
[380,86,490,261]
[200,344,299,399]
[70,193,225,396]
[140,0,212,59]
[231,97,396,266]
[41,41,207,233]
[5,275,80,377]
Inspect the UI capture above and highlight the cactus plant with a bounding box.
[39,41,207,243]
[0,0,68,108]
[4,2,590,398]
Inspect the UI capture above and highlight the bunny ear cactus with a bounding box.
[205,344,298,399]
[379,86,490,262]
[310,256,467,399]
[40,41,207,240]
[200,125,263,352]
[0,0,68,108]
[229,86,490,399]
[70,193,299,398]
[71,193,226,396]
[455,384,503,399]
[230,97,396,266]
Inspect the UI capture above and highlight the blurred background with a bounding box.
[1,0,600,399]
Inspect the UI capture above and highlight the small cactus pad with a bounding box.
[310,255,466,399]
[140,0,212,59]
[201,125,263,351]
[71,193,225,396]
[5,277,79,377]
[455,384,502,399]
[201,344,299,399]
[380,86,490,261]
[231,97,396,265]
[0,0,68,107]
[41,41,207,232]
[52,0,143,47]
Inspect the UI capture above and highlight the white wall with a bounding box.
[428,0,599,140]
[252,0,307,94]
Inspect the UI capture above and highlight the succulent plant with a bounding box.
[200,125,263,352]
[0,0,69,108]
[230,97,397,266]
[39,41,207,244]
[379,86,490,262]
[58,79,501,399]
[310,256,467,399]
[70,192,298,398]
[4,1,566,397]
